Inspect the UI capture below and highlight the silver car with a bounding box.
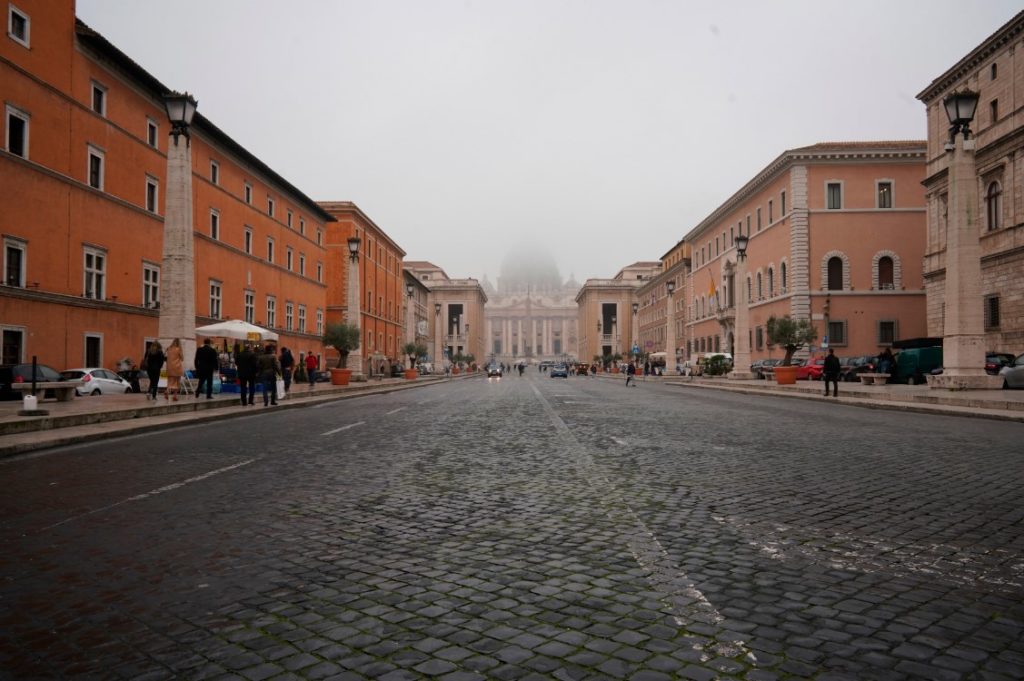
[61,368,133,396]
[999,353,1024,389]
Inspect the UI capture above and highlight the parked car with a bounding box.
[0,363,71,400]
[550,363,569,378]
[750,358,781,379]
[842,355,877,381]
[61,367,133,396]
[893,347,943,384]
[797,358,825,381]
[985,352,1016,376]
[999,353,1024,389]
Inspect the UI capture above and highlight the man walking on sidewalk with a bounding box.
[823,348,841,397]
[625,361,637,387]
[194,338,219,399]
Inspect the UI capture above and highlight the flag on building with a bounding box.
[708,272,717,308]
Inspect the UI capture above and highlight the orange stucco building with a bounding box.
[319,202,406,373]
[1,2,332,369]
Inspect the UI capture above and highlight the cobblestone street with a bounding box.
[1,374,1022,680]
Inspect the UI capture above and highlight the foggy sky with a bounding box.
[77,0,1020,285]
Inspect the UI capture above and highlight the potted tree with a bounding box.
[322,322,361,385]
[611,352,623,373]
[401,342,419,380]
[766,315,817,385]
[450,352,464,375]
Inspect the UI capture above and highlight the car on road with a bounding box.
[550,363,568,378]
[999,353,1024,389]
[60,367,133,396]
[486,364,502,377]
[0,362,72,400]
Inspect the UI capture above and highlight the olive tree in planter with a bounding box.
[322,322,361,385]
[401,342,427,379]
[766,315,817,385]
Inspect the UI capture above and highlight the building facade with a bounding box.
[917,11,1024,353]
[404,262,487,367]
[576,262,660,365]
[1,4,331,369]
[685,142,928,363]
[319,202,406,373]
[636,241,690,365]
[402,270,430,359]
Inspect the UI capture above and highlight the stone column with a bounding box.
[665,292,676,371]
[158,131,197,369]
[434,306,443,372]
[930,135,1001,389]
[346,249,365,380]
[517,319,523,357]
[729,255,755,379]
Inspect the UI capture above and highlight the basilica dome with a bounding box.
[497,248,563,295]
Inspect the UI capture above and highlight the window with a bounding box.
[298,305,307,333]
[299,217,305,235]
[8,5,29,47]
[746,276,752,302]
[84,334,102,368]
[756,272,763,299]
[266,296,276,327]
[756,207,762,231]
[316,262,323,283]
[990,99,998,123]
[267,196,275,217]
[147,119,158,148]
[244,182,252,204]
[827,182,842,209]
[83,247,106,299]
[285,302,294,331]
[209,280,222,318]
[145,176,159,213]
[287,210,293,228]
[767,267,774,297]
[91,82,107,116]
[316,309,323,336]
[316,229,322,246]
[984,295,1000,330]
[715,237,719,256]
[768,200,773,223]
[298,254,306,276]
[781,191,786,215]
[244,227,253,254]
[878,256,894,289]
[991,63,998,80]
[877,181,892,209]
[737,220,742,237]
[143,263,159,308]
[746,215,751,233]
[267,238,275,263]
[5,105,28,158]
[827,320,847,346]
[4,237,26,287]
[210,160,219,185]
[986,181,1002,231]
[2,327,25,364]
[755,327,763,350]
[878,320,897,345]
[244,291,255,323]
[87,145,104,190]
[286,247,293,271]
[827,257,844,290]
[209,209,220,240]
[781,262,788,291]
[730,226,734,246]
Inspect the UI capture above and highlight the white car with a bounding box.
[999,353,1024,389]
[60,368,133,396]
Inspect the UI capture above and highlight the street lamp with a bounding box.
[728,233,754,379]
[158,91,199,369]
[346,236,364,380]
[611,315,618,357]
[434,302,443,374]
[631,302,639,362]
[931,88,999,389]
[405,283,415,345]
[665,279,676,374]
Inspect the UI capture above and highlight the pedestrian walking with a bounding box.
[143,340,165,400]
[823,348,842,397]
[306,350,318,388]
[236,342,258,406]
[193,338,219,399]
[279,346,295,395]
[165,338,184,401]
[625,361,637,387]
[256,345,281,406]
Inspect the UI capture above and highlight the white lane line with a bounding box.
[611,436,628,446]
[43,459,256,531]
[321,421,365,436]
[384,407,406,416]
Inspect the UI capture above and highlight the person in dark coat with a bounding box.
[194,338,219,399]
[625,361,637,387]
[143,341,165,400]
[256,345,281,407]
[235,343,258,406]
[823,348,842,397]
[279,347,295,395]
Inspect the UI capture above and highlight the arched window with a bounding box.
[768,267,775,297]
[878,256,894,289]
[827,257,844,290]
[747,276,752,302]
[781,262,788,291]
[987,181,1002,231]
[756,272,763,300]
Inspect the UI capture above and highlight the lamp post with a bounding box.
[405,283,415,346]
[346,236,364,380]
[728,233,755,379]
[434,302,443,374]
[158,92,199,368]
[611,315,618,360]
[631,302,639,362]
[931,89,1000,389]
[665,280,676,373]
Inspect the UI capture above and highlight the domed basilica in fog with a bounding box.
[482,249,580,363]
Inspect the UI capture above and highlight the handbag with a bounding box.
[276,377,286,400]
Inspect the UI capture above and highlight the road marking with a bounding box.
[611,436,628,446]
[321,421,364,436]
[384,407,405,416]
[527,382,755,662]
[43,459,256,531]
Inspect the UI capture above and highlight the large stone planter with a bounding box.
[774,366,798,385]
[330,368,352,385]
[404,369,418,380]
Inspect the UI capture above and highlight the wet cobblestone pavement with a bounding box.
[1,374,1022,680]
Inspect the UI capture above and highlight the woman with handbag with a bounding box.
[165,338,184,401]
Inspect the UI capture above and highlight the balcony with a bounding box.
[445,334,467,346]
[715,306,735,324]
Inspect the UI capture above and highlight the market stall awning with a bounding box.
[194,320,279,342]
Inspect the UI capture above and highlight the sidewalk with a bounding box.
[602,372,1024,422]
[0,375,456,458]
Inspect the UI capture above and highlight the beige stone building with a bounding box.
[636,242,691,366]
[576,262,661,365]
[482,252,580,364]
[917,11,1024,353]
[404,262,487,367]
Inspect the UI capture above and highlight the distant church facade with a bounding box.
[483,252,580,364]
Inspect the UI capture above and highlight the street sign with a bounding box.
[632,345,640,354]
[645,341,654,349]
[821,335,829,349]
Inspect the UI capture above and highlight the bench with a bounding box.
[859,373,890,385]
[11,381,81,401]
